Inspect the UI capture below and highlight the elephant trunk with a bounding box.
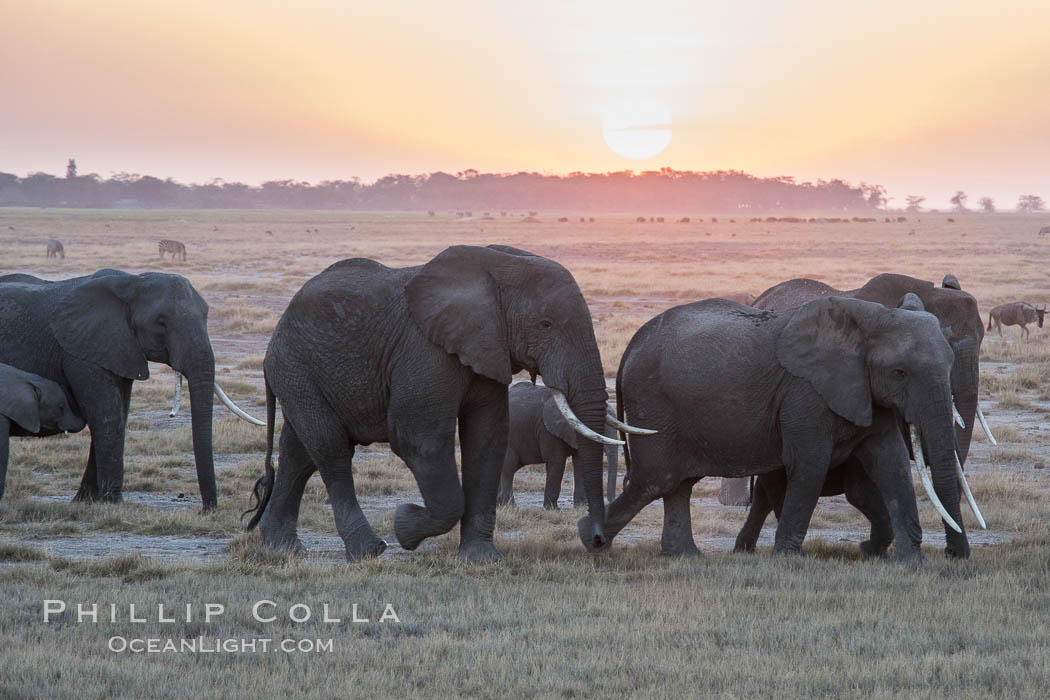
[918,405,968,559]
[950,342,979,465]
[174,336,218,512]
[543,358,608,549]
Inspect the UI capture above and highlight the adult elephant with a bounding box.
[581,296,977,561]
[244,245,649,561]
[0,270,258,510]
[496,382,626,509]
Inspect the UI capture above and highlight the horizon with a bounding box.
[3,1,1049,208]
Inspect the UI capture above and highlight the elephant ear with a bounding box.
[776,297,873,427]
[405,246,512,384]
[0,379,40,433]
[50,274,149,380]
[486,244,538,257]
[542,395,578,450]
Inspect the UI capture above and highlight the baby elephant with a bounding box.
[46,239,65,258]
[498,383,620,509]
[0,364,86,500]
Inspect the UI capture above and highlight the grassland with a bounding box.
[1,208,1050,697]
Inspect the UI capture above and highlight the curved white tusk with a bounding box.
[952,403,965,429]
[551,390,624,446]
[975,404,997,445]
[213,382,265,426]
[910,425,963,534]
[169,372,183,418]
[955,451,986,529]
[604,411,658,435]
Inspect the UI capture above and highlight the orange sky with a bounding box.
[2,0,1048,207]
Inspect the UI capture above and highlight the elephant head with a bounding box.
[49,271,226,509]
[777,296,973,558]
[405,245,643,548]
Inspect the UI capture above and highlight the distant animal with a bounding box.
[678,217,691,223]
[1039,226,1050,236]
[947,218,955,223]
[158,239,187,261]
[558,217,569,223]
[497,383,622,509]
[987,301,1047,339]
[46,239,65,259]
[589,217,595,223]
[636,217,647,223]
[942,274,961,290]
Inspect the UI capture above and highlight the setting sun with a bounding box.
[601,99,672,160]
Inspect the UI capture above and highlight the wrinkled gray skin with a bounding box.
[749,274,983,558]
[497,382,618,510]
[987,301,1045,339]
[0,363,86,500]
[580,296,965,562]
[46,239,65,259]
[734,292,931,557]
[244,245,610,562]
[0,270,220,510]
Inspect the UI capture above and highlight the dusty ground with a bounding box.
[1,209,1049,696]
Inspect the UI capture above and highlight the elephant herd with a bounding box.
[0,245,1001,565]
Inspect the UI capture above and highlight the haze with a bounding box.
[3,0,1048,206]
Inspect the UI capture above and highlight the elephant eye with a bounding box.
[894,368,907,377]
[539,319,553,330]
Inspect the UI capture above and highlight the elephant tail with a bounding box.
[986,311,993,331]
[243,375,277,530]
[616,355,631,485]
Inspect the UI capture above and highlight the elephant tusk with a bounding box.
[955,451,986,529]
[169,372,183,418]
[952,402,965,429]
[910,425,963,534]
[975,404,997,445]
[604,409,658,435]
[213,382,265,426]
[551,389,624,446]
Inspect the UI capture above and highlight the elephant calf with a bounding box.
[497,382,621,510]
[0,363,86,500]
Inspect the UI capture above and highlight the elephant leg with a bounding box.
[455,380,508,561]
[544,456,567,510]
[72,381,127,503]
[314,444,386,562]
[734,473,781,553]
[596,478,656,550]
[661,479,700,556]
[853,433,922,562]
[258,422,316,554]
[842,464,894,557]
[0,418,9,501]
[496,450,519,507]
[772,462,829,555]
[391,427,463,554]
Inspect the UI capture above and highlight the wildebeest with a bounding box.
[1039,226,1050,237]
[987,301,1047,338]
[158,239,187,261]
[45,239,64,259]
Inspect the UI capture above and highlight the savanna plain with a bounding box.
[2,209,1050,697]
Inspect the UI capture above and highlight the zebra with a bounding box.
[46,239,65,259]
[158,239,187,261]
[987,301,1047,339]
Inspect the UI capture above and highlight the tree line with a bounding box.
[0,164,890,212]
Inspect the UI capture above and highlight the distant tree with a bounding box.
[861,182,888,209]
[978,197,995,213]
[1017,194,1046,213]
[905,195,926,212]
[66,159,77,179]
[950,191,968,212]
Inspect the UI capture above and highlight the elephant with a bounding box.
[496,382,621,510]
[749,273,989,556]
[243,245,651,561]
[0,270,258,510]
[0,363,86,500]
[579,296,977,562]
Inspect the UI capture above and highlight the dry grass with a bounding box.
[3,208,1050,696]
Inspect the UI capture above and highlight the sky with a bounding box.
[2,0,1049,207]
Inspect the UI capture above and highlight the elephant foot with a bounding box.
[859,539,890,559]
[261,532,307,555]
[661,533,702,557]
[577,516,610,552]
[344,537,387,562]
[393,503,432,551]
[457,539,503,563]
[72,485,121,504]
[771,544,805,557]
[893,547,924,565]
[542,501,559,511]
[732,538,757,554]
